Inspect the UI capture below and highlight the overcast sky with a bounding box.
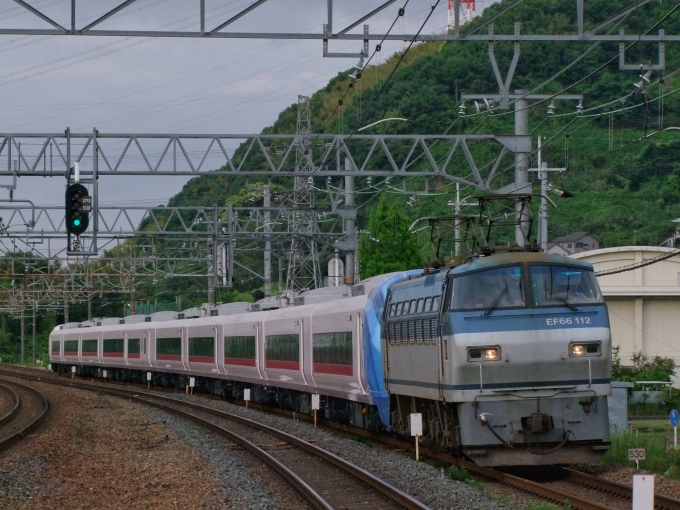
[0,0,498,255]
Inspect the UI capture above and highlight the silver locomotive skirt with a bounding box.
[458,395,610,466]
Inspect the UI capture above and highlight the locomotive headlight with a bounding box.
[467,346,500,361]
[484,349,499,360]
[571,344,585,356]
[569,342,600,357]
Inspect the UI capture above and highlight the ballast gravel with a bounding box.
[148,407,307,510]
[165,392,507,510]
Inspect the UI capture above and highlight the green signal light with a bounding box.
[73,219,81,226]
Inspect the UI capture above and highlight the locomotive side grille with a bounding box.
[430,318,438,342]
[401,322,408,344]
[415,320,423,345]
[423,319,430,345]
[395,322,401,345]
[408,321,415,344]
[388,323,396,346]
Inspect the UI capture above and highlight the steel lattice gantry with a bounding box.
[1,0,675,45]
[0,131,527,189]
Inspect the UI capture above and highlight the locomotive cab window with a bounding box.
[530,265,603,307]
[451,266,525,311]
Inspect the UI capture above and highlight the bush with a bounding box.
[448,465,470,482]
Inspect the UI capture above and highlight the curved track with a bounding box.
[0,378,49,453]
[0,366,428,510]
[9,364,680,509]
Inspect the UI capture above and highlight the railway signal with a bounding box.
[65,183,91,235]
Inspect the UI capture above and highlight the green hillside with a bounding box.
[174,0,680,251]
[5,0,680,362]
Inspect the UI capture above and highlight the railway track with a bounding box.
[0,378,49,453]
[0,367,428,510]
[5,364,680,509]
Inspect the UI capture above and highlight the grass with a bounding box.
[528,504,572,510]
[353,435,373,448]
[604,421,680,478]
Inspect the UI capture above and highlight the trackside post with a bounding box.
[312,394,320,428]
[410,413,423,461]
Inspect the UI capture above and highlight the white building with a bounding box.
[572,246,680,384]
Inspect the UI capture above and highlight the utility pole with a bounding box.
[514,89,530,246]
[208,204,217,306]
[344,158,355,286]
[32,301,36,364]
[20,296,24,364]
[528,136,566,252]
[455,183,461,257]
[264,184,272,296]
[64,280,69,323]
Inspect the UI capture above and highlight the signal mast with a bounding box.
[447,0,476,29]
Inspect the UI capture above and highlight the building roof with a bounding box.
[551,231,593,244]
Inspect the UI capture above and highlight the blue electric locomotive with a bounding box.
[385,251,611,465]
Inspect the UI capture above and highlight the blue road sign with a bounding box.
[670,409,679,427]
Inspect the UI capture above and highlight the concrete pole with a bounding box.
[344,158,355,286]
[208,204,217,306]
[539,161,548,252]
[20,298,24,364]
[64,280,69,323]
[263,184,272,296]
[455,182,461,256]
[514,89,530,247]
[32,301,36,364]
[87,293,92,321]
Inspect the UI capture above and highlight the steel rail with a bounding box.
[565,469,680,510]
[0,383,20,426]
[0,368,428,510]
[13,365,680,509]
[0,378,49,452]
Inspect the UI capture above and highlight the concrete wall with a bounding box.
[573,247,680,386]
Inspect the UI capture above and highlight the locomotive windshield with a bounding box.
[530,265,603,306]
[451,265,524,311]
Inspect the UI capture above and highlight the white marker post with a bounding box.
[71,366,76,379]
[102,369,107,379]
[312,394,320,428]
[410,413,423,461]
[632,474,654,510]
[244,388,251,409]
[189,377,195,395]
[146,371,151,389]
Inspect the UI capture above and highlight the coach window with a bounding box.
[128,339,141,358]
[157,338,182,357]
[64,340,78,355]
[225,336,256,359]
[103,339,124,356]
[451,266,524,311]
[266,334,299,362]
[313,332,352,365]
[189,337,215,362]
[82,339,98,356]
[424,297,432,313]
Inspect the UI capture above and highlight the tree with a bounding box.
[359,194,424,278]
